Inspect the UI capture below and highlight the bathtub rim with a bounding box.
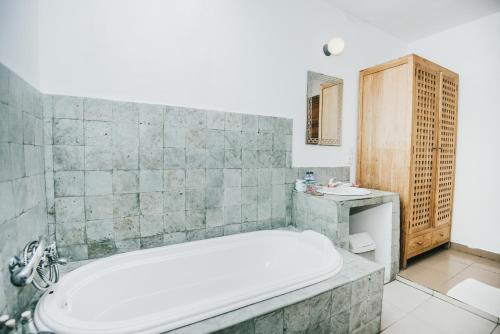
[35,229,344,334]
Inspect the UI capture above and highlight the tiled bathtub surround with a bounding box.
[0,64,48,314]
[169,248,384,334]
[44,94,299,260]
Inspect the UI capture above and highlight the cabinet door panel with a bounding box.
[434,73,458,227]
[409,64,439,234]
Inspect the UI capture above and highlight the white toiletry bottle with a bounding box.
[0,314,10,334]
[20,311,37,334]
[4,319,17,334]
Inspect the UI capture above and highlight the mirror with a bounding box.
[306,71,343,145]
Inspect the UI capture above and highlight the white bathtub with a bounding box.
[35,230,343,334]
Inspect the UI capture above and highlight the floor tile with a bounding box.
[411,297,497,334]
[383,281,431,313]
[381,299,406,330]
[438,265,500,293]
[476,257,500,274]
[382,314,445,334]
[399,263,452,291]
[416,253,471,277]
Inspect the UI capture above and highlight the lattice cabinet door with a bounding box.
[408,64,439,234]
[433,73,459,227]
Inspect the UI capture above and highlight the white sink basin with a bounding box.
[318,186,372,196]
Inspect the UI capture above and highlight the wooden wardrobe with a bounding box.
[356,54,459,268]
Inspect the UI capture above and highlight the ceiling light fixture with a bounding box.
[323,37,345,56]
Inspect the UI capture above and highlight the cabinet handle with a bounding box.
[417,241,423,245]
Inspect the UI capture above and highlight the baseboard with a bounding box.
[450,242,500,262]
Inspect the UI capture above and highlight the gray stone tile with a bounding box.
[55,197,84,223]
[53,119,84,145]
[139,170,163,192]
[53,95,83,119]
[351,275,369,305]
[242,186,258,205]
[206,187,224,208]
[185,210,206,230]
[257,150,272,168]
[139,192,163,216]
[139,124,163,149]
[242,203,257,223]
[330,310,349,334]
[186,168,205,189]
[164,189,185,212]
[185,128,206,148]
[24,145,44,176]
[225,112,242,131]
[0,104,9,143]
[186,189,205,210]
[224,223,241,235]
[224,205,241,224]
[85,195,113,220]
[223,169,241,187]
[207,110,225,130]
[164,106,187,127]
[164,169,185,189]
[241,132,258,150]
[54,171,84,197]
[83,120,112,146]
[186,148,206,168]
[186,229,206,241]
[8,108,23,144]
[56,221,85,246]
[0,181,15,223]
[186,109,206,129]
[207,129,225,148]
[272,151,286,168]
[85,146,112,170]
[141,234,164,249]
[349,301,367,332]
[366,292,382,322]
[206,148,224,168]
[9,143,24,178]
[139,215,164,237]
[88,241,117,259]
[164,126,186,148]
[242,169,258,187]
[224,149,241,168]
[0,144,12,181]
[115,238,140,253]
[242,150,259,168]
[139,146,163,170]
[206,207,224,227]
[206,168,223,188]
[85,171,112,195]
[58,244,88,261]
[164,211,186,233]
[258,116,274,132]
[309,291,332,324]
[206,226,224,238]
[53,145,84,171]
[114,216,140,240]
[113,193,139,218]
[224,130,241,149]
[164,232,187,245]
[44,118,53,145]
[257,132,273,150]
[164,148,185,168]
[272,168,285,185]
[217,320,254,334]
[138,103,164,125]
[284,299,310,332]
[112,101,139,123]
[113,145,139,170]
[257,168,272,186]
[86,219,114,242]
[242,114,258,132]
[224,187,241,206]
[83,98,112,121]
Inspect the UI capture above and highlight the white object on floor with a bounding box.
[318,186,372,196]
[349,232,376,253]
[447,278,500,317]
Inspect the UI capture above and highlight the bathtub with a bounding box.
[35,230,343,334]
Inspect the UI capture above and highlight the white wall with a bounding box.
[409,12,500,254]
[0,0,40,87]
[38,0,406,170]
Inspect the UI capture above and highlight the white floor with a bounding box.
[382,280,499,334]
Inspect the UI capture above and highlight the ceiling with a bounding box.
[327,0,500,42]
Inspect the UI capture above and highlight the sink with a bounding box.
[317,186,372,196]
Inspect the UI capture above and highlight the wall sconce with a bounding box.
[323,37,345,56]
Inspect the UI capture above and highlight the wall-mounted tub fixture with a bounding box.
[323,37,345,56]
[8,238,66,290]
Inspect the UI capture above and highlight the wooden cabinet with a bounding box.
[356,54,459,268]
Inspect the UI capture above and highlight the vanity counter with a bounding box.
[292,188,400,280]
